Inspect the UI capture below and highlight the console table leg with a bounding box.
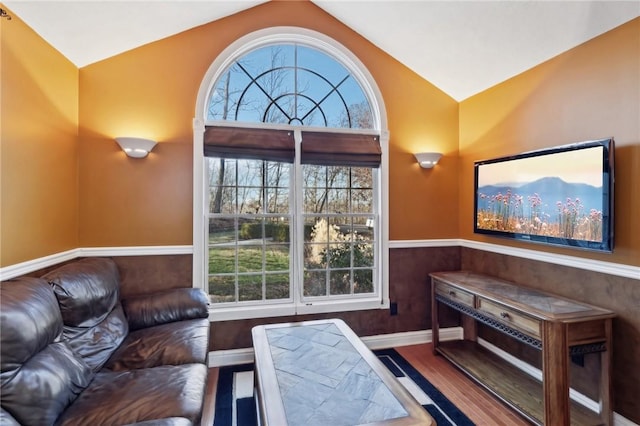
[542,321,570,425]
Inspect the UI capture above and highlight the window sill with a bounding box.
[208,296,389,322]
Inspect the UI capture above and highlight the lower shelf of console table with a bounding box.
[437,340,604,426]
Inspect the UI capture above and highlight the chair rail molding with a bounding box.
[390,239,640,280]
[2,240,637,281]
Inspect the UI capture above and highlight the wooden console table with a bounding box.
[430,271,615,426]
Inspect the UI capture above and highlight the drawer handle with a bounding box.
[448,290,456,297]
[500,312,510,319]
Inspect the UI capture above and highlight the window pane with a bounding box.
[327,166,349,188]
[237,160,261,186]
[304,271,327,297]
[266,217,290,243]
[266,162,289,187]
[207,69,253,121]
[353,216,374,241]
[351,189,373,213]
[322,91,351,129]
[208,158,237,214]
[266,188,288,213]
[306,217,328,242]
[304,243,328,269]
[209,275,235,303]
[238,275,262,301]
[353,243,374,267]
[266,273,290,300]
[354,269,373,294]
[208,158,236,186]
[351,167,372,188]
[209,218,236,243]
[239,218,263,241]
[304,188,326,213]
[330,270,351,295]
[328,217,350,242]
[265,244,289,272]
[238,187,262,214]
[209,247,236,274]
[327,188,348,213]
[209,187,236,214]
[328,243,350,268]
[238,245,263,272]
[303,165,326,187]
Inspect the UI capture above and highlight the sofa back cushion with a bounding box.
[1,278,93,425]
[42,258,128,372]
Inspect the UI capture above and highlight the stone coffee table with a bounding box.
[251,319,434,426]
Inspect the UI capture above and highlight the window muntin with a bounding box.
[207,44,373,128]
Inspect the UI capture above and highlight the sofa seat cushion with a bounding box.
[104,319,209,371]
[57,364,207,426]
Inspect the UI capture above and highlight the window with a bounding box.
[194,29,388,320]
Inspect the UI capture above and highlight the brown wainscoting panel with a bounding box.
[461,247,640,424]
[110,254,193,298]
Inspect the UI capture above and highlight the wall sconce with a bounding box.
[414,152,442,169]
[115,137,157,158]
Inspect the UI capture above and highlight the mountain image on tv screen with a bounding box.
[475,145,606,243]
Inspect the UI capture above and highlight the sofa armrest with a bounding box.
[122,288,209,331]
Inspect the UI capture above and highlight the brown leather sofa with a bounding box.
[0,258,210,426]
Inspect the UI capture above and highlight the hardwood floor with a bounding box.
[396,344,531,425]
[201,342,531,425]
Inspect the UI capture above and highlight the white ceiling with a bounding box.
[5,1,639,101]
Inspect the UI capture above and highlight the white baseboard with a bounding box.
[360,327,463,350]
[614,413,639,426]
[207,326,462,367]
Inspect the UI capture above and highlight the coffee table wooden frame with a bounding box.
[251,318,434,426]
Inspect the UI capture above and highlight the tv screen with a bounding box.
[474,138,614,252]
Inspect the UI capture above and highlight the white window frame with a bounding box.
[194,27,389,321]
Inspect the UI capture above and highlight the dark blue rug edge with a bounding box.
[375,348,475,426]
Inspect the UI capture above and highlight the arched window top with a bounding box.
[206,42,375,130]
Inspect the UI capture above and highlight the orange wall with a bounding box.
[77,1,460,246]
[459,18,640,267]
[0,6,79,266]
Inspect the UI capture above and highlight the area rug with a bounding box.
[212,348,475,426]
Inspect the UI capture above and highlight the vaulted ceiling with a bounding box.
[4,1,639,101]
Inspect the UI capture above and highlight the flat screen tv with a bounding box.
[474,138,614,252]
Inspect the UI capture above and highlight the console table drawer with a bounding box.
[477,298,541,338]
[435,281,475,307]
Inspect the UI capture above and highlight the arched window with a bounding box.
[194,28,389,320]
